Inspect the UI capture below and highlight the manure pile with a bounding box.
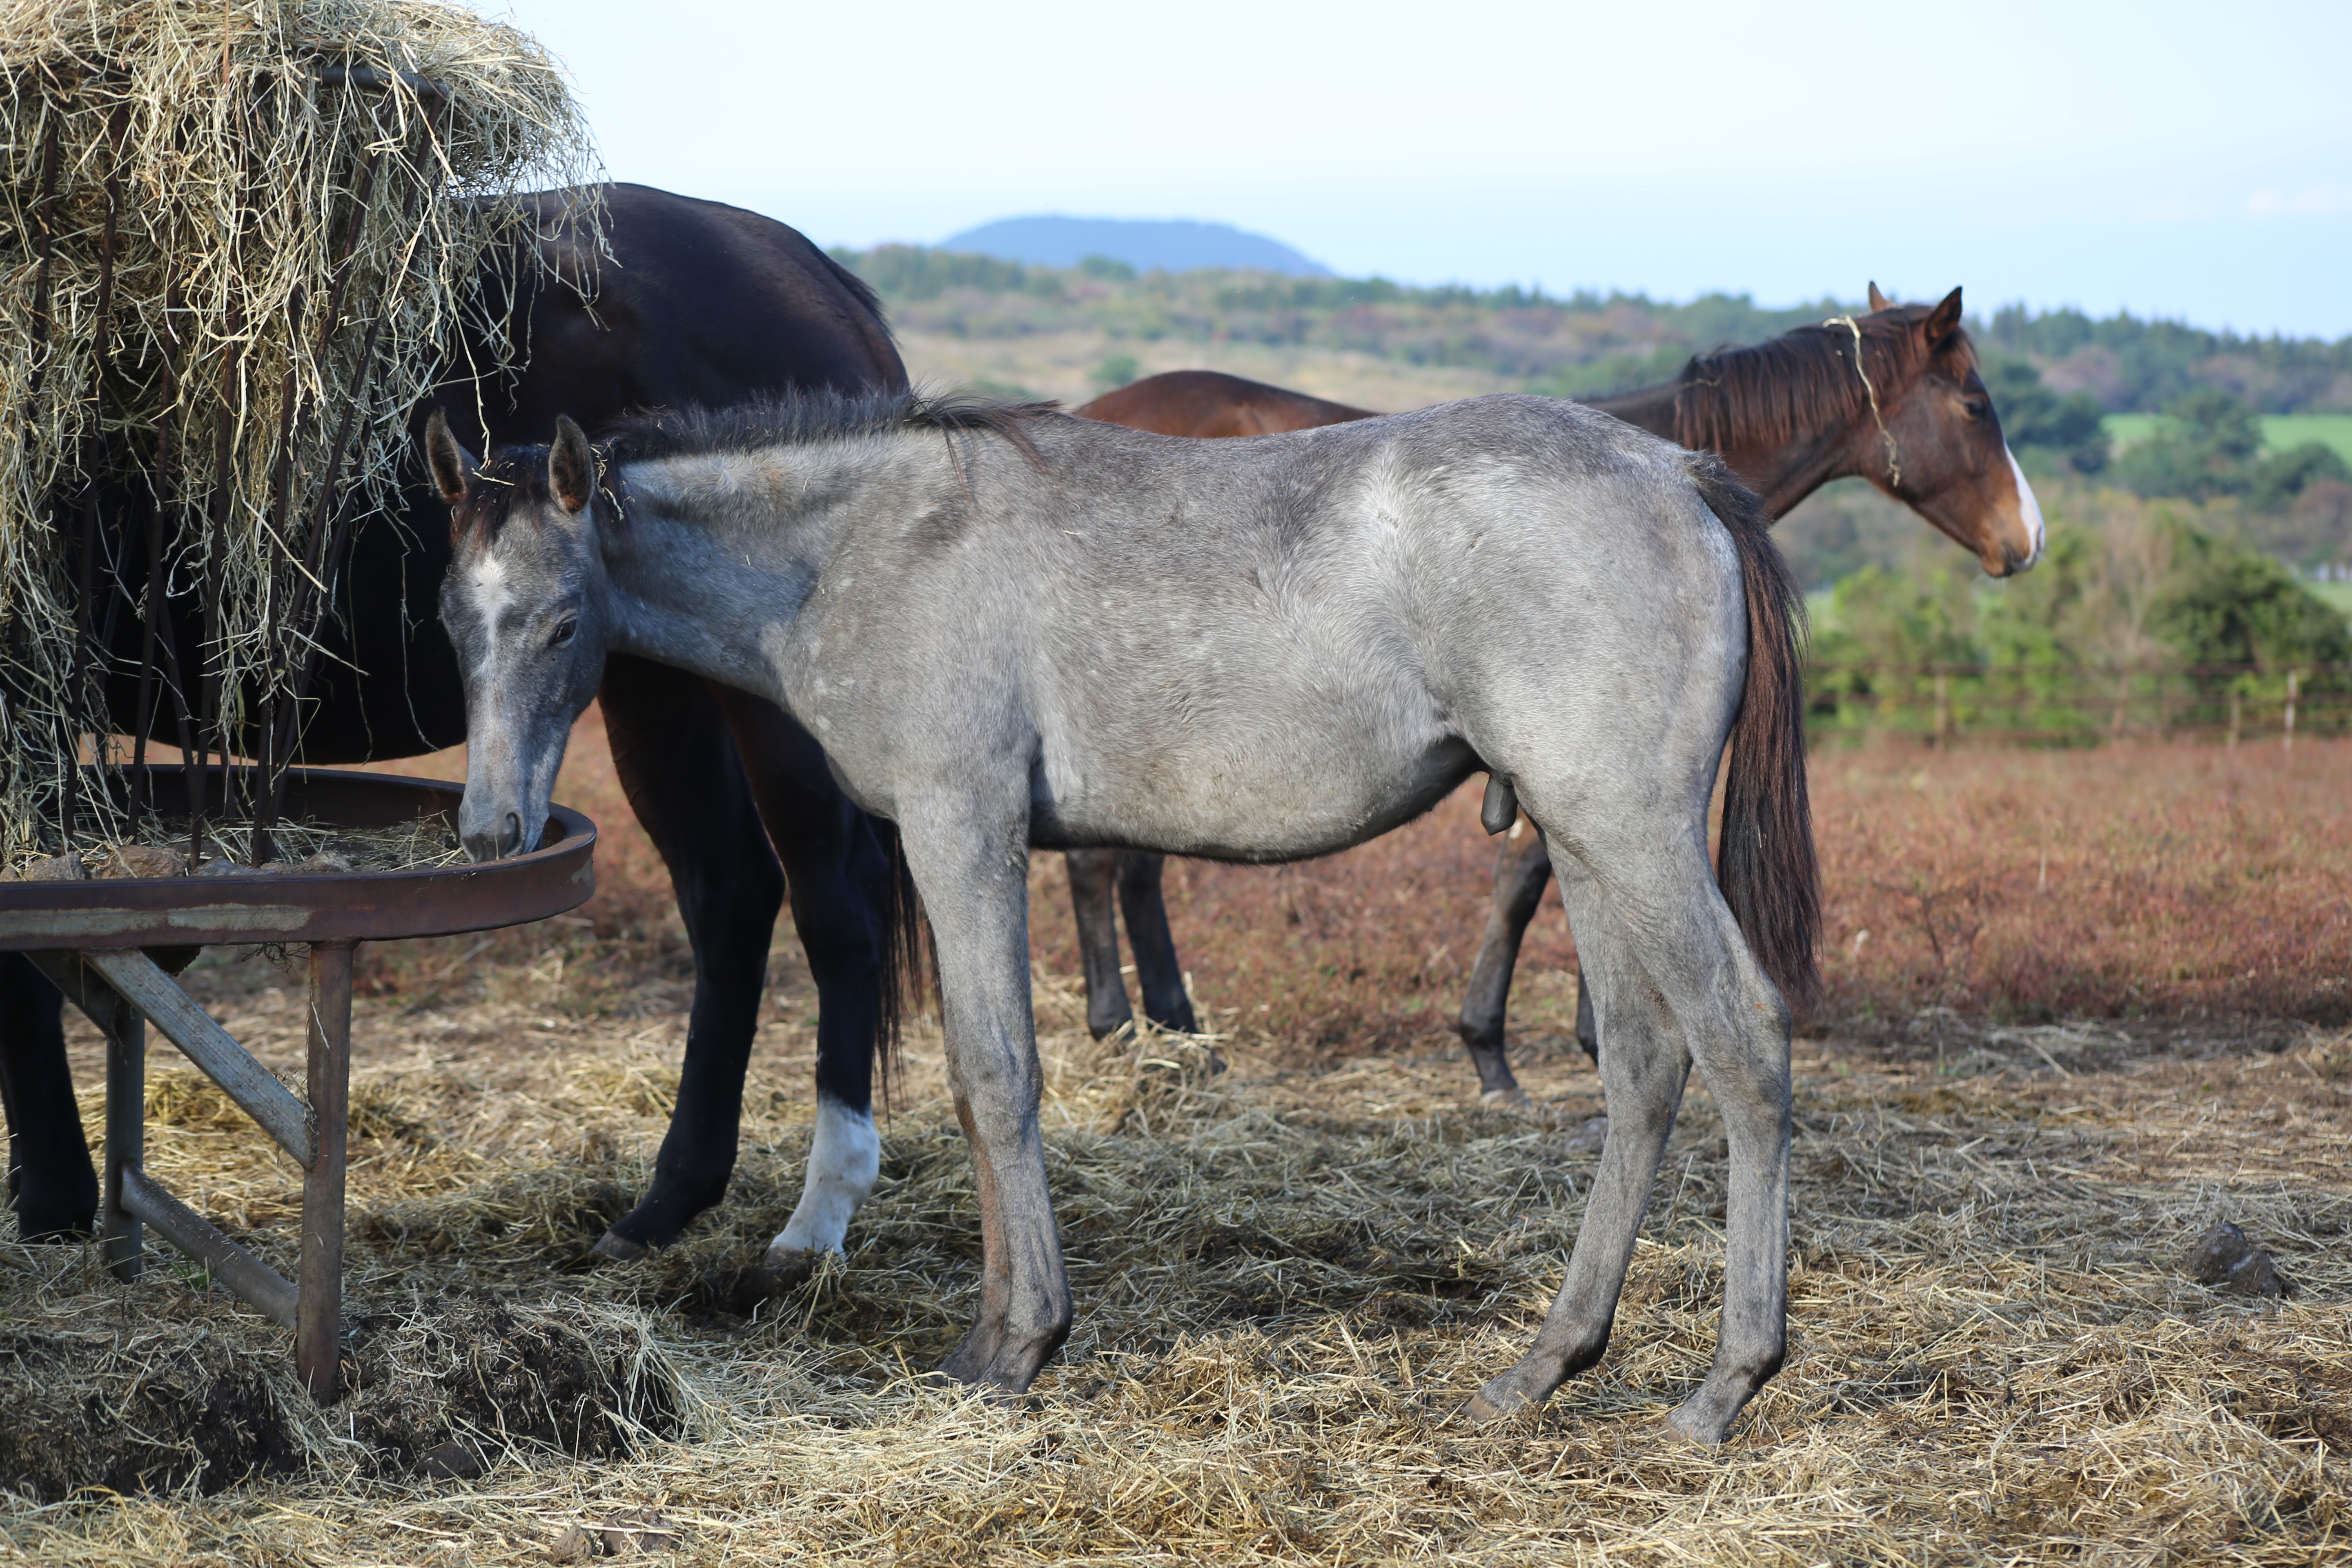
[0,965,2343,1564]
[0,0,597,863]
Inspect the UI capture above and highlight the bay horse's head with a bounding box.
[424,410,618,862]
[1855,284,2043,576]
[1679,284,2045,577]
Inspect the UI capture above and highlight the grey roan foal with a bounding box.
[427,390,1820,1443]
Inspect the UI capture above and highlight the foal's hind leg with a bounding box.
[1472,831,1793,1444]
[1456,826,1553,1099]
[1114,853,1198,1034]
[1467,856,1689,1420]
[1064,850,1136,1039]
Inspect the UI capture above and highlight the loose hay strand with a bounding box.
[0,0,600,866]
[4,955,2344,1563]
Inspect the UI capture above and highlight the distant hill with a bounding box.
[938,216,1330,277]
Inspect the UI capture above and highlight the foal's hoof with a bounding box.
[590,1228,649,1263]
[1478,1086,1532,1109]
[1459,1384,1533,1426]
[1663,1399,1735,1447]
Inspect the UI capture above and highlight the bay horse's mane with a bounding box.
[1668,304,1974,456]
[605,389,1061,467]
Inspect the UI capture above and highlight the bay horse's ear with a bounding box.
[1924,286,1964,343]
[423,408,477,505]
[1866,281,1894,313]
[550,415,596,515]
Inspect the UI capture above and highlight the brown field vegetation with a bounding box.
[1,726,2345,1564]
[363,714,2352,1045]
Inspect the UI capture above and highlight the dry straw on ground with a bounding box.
[0,945,2344,1564]
[0,0,597,865]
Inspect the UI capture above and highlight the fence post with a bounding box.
[2228,690,2241,751]
[1932,671,1948,748]
[2283,670,2299,757]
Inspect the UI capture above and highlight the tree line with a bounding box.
[835,244,2352,415]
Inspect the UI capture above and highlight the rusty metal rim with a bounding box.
[0,766,595,949]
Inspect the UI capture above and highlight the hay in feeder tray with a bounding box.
[0,0,600,868]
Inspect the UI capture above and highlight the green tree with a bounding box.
[2151,527,2352,669]
[2250,441,2352,512]
[1983,358,2109,473]
[2114,388,2263,500]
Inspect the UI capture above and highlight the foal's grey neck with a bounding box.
[604,439,938,699]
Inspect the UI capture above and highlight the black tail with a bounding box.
[868,815,932,1108]
[1688,454,1821,1014]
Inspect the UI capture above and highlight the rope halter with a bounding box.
[1824,314,1902,491]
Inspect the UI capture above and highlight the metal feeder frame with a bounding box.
[0,766,595,1400]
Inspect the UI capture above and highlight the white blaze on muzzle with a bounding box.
[2006,446,2046,567]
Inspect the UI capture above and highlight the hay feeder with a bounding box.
[0,765,595,1401]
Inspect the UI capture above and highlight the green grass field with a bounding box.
[2104,411,2352,460]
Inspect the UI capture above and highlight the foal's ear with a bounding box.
[423,408,478,505]
[1923,286,1964,343]
[1866,281,1894,313]
[550,415,597,515]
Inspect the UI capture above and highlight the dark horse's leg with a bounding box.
[0,954,98,1240]
[1457,827,1552,1098]
[1115,852,1197,1033]
[1457,825,1605,1099]
[1065,849,1198,1039]
[703,686,898,1274]
[594,657,788,1256]
[1063,850,1135,1040]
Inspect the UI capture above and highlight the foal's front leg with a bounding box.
[908,804,1073,1392]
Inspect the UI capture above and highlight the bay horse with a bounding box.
[0,185,915,1276]
[1076,369,1374,438]
[432,389,1819,1443]
[1067,286,2045,1098]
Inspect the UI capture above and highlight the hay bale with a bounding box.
[0,1283,686,1498]
[0,1293,339,1500]
[342,1297,688,1478]
[0,0,599,862]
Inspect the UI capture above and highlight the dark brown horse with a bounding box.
[1069,286,2044,1096]
[1076,369,1374,437]
[1,185,918,1265]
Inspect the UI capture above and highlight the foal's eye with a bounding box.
[550,617,578,649]
[1963,399,1990,421]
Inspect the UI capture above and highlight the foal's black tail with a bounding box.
[869,815,933,1107]
[1689,454,1821,1014]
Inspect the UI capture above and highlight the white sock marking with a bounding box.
[768,1097,880,1261]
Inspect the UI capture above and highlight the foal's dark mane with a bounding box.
[605,389,1061,467]
[454,391,1063,543]
[1669,304,1974,455]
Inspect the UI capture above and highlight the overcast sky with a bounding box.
[491,0,2352,338]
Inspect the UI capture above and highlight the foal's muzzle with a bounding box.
[461,808,533,863]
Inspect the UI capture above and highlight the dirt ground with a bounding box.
[0,946,2345,1564]
[0,731,2345,1564]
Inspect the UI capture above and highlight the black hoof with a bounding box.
[591,1228,649,1262]
[13,1189,98,1245]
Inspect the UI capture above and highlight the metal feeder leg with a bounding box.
[297,940,354,1401]
[100,976,145,1281]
